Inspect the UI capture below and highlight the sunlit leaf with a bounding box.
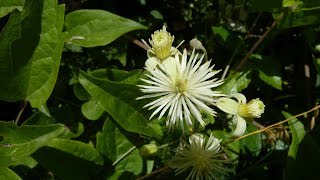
[0,0,24,18]
[65,9,147,47]
[0,168,21,180]
[0,0,65,108]
[0,121,64,167]
[79,71,162,138]
[282,111,305,159]
[81,99,105,120]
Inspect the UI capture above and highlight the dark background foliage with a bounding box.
[1,0,320,179]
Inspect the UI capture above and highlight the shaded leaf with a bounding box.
[33,145,103,180]
[0,121,64,167]
[240,124,262,156]
[249,0,282,12]
[212,26,230,42]
[65,9,147,47]
[255,56,282,90]
[23,111,84,139]
[216,69,251,95]
[0,0,65,108]
[97,117,143,175]
[79,71,162,138]
[212,130,240,160]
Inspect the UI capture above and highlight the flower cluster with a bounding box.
[137,26,266,179]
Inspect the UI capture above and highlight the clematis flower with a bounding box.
[137,48,224,130]
[169,133,231,180]
[142,25,184,76]
[216,93,265,137]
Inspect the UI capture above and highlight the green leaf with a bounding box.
[282,0,303,7]
[0,121,64,167]
[0,0,24,18]
[97,117,143,175]
[285,133,320,179]
[47,138,104,165]
[212,130,240,160]
[81,99,105,120]
[282,111,306,159]
[22,111,84,139]
[9,156,37,168]
[255,56,282,90]
[277,9,320,29]
[0,0,65,108]
[0,168,21,180]
[79,71,162,138]
[89,69,144,85]
[216,69,252,95]
[65,9,147,47]
[108,170,136,180]
[240,124,262,156]
[32,145,103,180]
[212,26,230,42]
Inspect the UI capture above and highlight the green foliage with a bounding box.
[81,99,105,120]
[65,10,147,47]
[282,111,305,159]
[254,55,282,90]
[97,117,143,176]
[0,168,21,180]
[78,71,162,138]
[0,0,65,108]
[0,122,64,167]
[0,0,24,18]
[1,0,320,179]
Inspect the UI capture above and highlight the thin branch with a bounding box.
[221,45,239,79]
[15,100,28,125]
[137,166,171,180]
[234,13,285,72]
[221,13,261,80]
[233,105,320,142]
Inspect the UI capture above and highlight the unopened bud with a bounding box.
[238,98,265,118]
[139,144,158,158]
[190,38,203,50]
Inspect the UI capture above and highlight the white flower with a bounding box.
[142,25,184,72]
[216,93,265,137]
[169,133,231,180]
[137,48,224,130]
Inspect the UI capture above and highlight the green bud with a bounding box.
[139,144,158,158]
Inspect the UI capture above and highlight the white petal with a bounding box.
[232,115,247,137]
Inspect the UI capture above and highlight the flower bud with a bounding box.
[139,144,158,158]
[189,38,203,50]
[238,98,265,118]
[149,26,174,60]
